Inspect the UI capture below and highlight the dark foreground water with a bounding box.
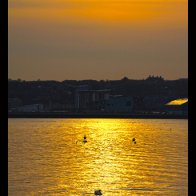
[8,119,188,195]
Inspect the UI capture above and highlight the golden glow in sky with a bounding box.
[8,0,188,80]
[9,0,187,25]
[166,98,188,105]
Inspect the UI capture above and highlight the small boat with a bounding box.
[94,190,102,195]
[83,139,87,143]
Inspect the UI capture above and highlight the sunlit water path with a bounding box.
[8,119,188,195]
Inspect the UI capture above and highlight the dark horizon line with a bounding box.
[8,76,188,82]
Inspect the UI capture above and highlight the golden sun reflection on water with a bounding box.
[8,119,187,195]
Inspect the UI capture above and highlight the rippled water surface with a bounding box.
[8,118,188,195]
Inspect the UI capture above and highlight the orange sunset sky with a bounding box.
[8,0,188,80]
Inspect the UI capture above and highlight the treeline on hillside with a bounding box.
[8,76,188,105]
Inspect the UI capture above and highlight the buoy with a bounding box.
[94,190,102,195]
[132,138,136,142]
[83,135,87,143]
[83,139,87,143]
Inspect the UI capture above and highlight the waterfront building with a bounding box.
[104,95,133,113]
[8,98,22,110]
[76,89,111,111]
[15,104,44,112]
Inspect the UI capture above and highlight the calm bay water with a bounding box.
[8,118,188,195]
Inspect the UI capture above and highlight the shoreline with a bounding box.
[8,112,188,119]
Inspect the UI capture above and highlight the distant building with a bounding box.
[104,96,133,113]
[143,96,176,111]
[74,85,89,109]
[76,89,111,111]
[8,98,22,110]
[164,98,188,115]
[15,104,44,112]
[166,98,188,106]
